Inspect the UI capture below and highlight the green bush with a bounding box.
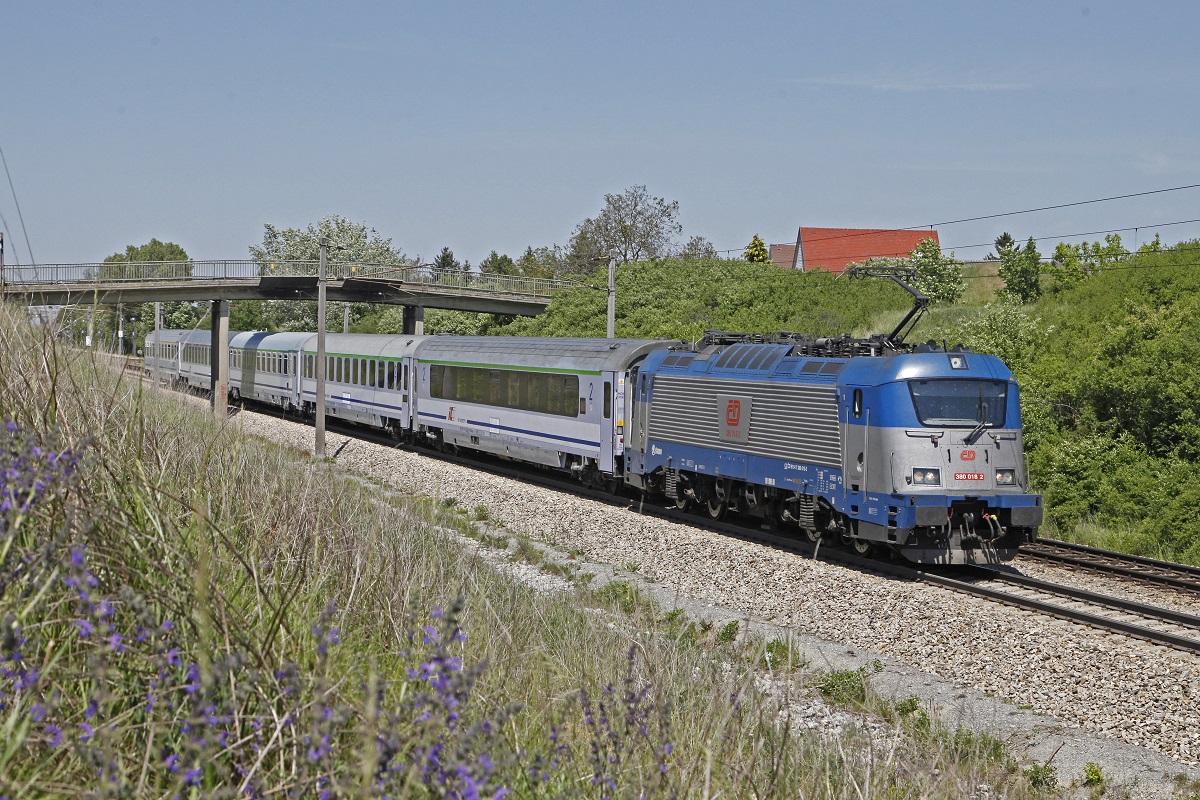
[816,668,867,706]
[716,620,739,645]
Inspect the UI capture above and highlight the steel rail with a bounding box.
[915,567,1200,655]
[1020,539,1200,594]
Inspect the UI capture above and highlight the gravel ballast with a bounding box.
[231,409,1200,795]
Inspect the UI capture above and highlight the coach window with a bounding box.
[546,376,562,416]
[603,381,612,419]
[429,365,443,398]
[403,362,410,391]
[853,389,863,419]
[579,396,587,415]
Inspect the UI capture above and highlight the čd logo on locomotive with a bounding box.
[717,395,752,441]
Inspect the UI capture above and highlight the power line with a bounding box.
[931,183,1200,227]
[0,210,18,266]
[722,181,1200,255]
[729,215,1200,267]
[939,217,1200,254]
[0,144,34,266]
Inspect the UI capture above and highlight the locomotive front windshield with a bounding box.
[907,379,1008,428]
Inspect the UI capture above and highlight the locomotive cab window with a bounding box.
[908,379,1007,428]
[852,389,863,419]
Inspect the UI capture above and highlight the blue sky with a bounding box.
[4,0,1200,267]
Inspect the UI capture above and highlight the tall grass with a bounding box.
[0,307,1058,797]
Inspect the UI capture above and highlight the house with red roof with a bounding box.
[770,227,939,273]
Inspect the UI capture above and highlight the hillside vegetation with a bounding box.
[496,245,1200,564]
[504,258,912,340]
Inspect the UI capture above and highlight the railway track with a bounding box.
[133,367,1200,657]
[922,566,1200,654]
[1020,538,1200,594]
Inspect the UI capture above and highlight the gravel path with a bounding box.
[229,408,1200,794]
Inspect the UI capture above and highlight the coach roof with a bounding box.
[413,336,678,373]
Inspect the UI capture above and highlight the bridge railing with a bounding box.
[1,260,576,299]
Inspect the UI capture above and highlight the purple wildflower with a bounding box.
[184,663,201,694]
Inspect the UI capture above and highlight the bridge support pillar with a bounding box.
[402,305,424,335]
[210,299,229,418]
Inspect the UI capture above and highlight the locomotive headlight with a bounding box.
[995,469,1015,485]
[912,468,941,486]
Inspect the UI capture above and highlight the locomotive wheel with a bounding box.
[705,498,727,520]
[804,528,821,543]
[674,495,692,511]
[851,538,875,556]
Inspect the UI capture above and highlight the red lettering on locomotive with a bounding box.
[726,399,741,426]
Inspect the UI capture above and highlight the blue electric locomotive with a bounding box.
[625,332,1041,563]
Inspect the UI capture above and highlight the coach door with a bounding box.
[596,373,614,472]
[400,358,414,428]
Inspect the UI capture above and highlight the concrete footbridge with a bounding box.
[0,258,569,320]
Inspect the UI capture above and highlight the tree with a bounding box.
[479,251,518,275]
[677,235,718,261]
[433,247,463,273]
[743,234,770,264]
[992,232,1016,257]
[1044,233,1128,295]
[515,245,566,279]
[1138,233,1164,255]
[99,239,203,349]
[248,215,409,332]
[997,236,1042,303]
[907,237,965,304]
[566,185,683,270]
